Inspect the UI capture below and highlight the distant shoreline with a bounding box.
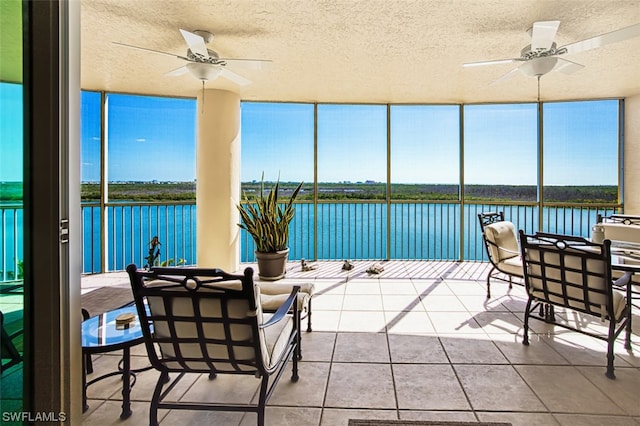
[0,181,618,204]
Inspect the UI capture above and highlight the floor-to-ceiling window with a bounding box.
[317,104,388,259]
[542,100,620,235]
[390,105,460,259]
[240,102,314,260]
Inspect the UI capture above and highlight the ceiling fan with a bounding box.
[464,21,640,85]
[113,29,271,86]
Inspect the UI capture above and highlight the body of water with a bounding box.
[0,202,617,276]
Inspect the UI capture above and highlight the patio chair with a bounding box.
[126,264,300,426]
[1,310,23,373]
[596,214,640,309]
[478,212,523,299]
[519,231,633,379]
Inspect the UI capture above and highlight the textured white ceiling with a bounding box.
[81,0,640,103]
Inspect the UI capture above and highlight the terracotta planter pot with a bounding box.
[255,248,289,281]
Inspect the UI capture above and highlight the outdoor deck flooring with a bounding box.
[80,260,640,426]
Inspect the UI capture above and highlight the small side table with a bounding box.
[81,305,148,419]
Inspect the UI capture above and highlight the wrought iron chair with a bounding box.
[519,231,633,379]
[478,212,523,298]
[596,214,640,310]
[1,310,23,373]
[126,265,300,426]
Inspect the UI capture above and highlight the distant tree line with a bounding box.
[64,182,618,204]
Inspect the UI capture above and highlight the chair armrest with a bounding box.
[613,271,633,288]
[260,285,300,329]
[486,239,520,256]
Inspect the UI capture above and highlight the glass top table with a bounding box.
[82,304,149,419]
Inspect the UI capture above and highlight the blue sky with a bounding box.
[0,83,620,186]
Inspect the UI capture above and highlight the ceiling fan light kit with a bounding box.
[464,21,640,84]
[113,28,271,86]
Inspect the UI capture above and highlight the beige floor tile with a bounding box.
[393,364,471,410]
[576,366,640,416]
[380,280,418,295]
[333,332,390,363]
[553,413,639,425]
[454,364,547,412]
[490,335,569,365]
[440,336,508,364]
[538,333,614,367]
[160,407,244,425]
[412,279,454,296]
[338,311,386,333]
[320,408,398,425]
[385,310,435,335]
[387,334,448,364]
[344,280,382,295]
[381,294,424,312]
[472,311,525,334]
[312,310,342,332]
[516,365,625,415]
[312,279,348,295]
[312,294,344,310]
[81,400,164,426]
[456,295,511,313]
[342,294,383,311]
[445,280,487,296]
[421,295,468,312]
[477,411,560,426]
[180,373,259,405]
[240,406,322,426]
[299,332,336,362]
[428,311,486,335]
[324,363,396,409]
[399,410,478,422]
[268,362,330,407]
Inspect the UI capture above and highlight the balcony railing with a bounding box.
[0,200,620,277]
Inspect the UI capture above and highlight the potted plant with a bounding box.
[237,175,303,280]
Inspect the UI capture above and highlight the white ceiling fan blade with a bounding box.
[463,58,521,68]
[560,23,640,55]
[554,58,584,75]
[179,29,209,58]
[220,68,252,86]
[531,20,560,50]
[489,67,520,85]
[113,41,190,61]
[218,58,272,70]
[165,66,188,77]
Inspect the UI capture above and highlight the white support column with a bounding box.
[624,95,640,214]
[196,89,241,271]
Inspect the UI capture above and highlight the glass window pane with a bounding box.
[464,103,538,201]
[317,104,387,199]
[390,105,460,199]
[240,102,314,261]
[543,100,618,203]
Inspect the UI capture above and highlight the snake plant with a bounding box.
[237,176,303,253]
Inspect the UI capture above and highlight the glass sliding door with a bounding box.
[0,0,25,416]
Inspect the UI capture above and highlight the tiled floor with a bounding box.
[81,261,640,426]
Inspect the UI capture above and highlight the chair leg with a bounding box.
[605,320,617,379]
[257,375,269,426]
[149,371,168,426]
[523,299,532,346]
[306,298,312,332]
[486,266,495,299]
